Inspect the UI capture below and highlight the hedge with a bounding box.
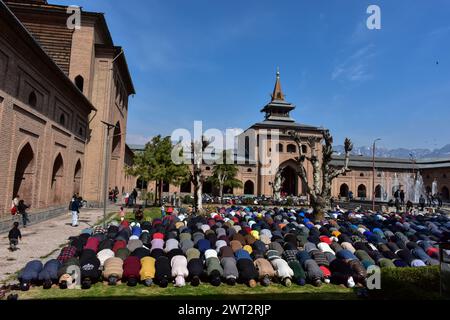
[369,266,443,300]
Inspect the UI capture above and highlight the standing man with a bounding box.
[69,195,80,227]
[348,191,353,202]
[18,200,30,228]
[400,189,405,206]
[132,189,138,206]
[419,194,426,211]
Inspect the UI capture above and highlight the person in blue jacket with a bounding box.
[38,259,62,289]
[235,249,258,287]
[196,238,211,255]
[69,195,81,227]
[19,260,43,291]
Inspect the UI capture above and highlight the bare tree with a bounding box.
[272,167,284,202]
[189,138,210,213]
[289,129,353,221]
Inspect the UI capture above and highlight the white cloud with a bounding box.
[331,44,376,82]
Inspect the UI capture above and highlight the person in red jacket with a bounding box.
[84,237,100,253]
[122,256,141,287]
[112,240,127,253]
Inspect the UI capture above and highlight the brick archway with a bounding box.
[339,183,349,198]
[73,159,82,196]
[51,153,64,205]
[375,185,382,198]
[357,184,367,199]
[244,180,255,195]
[13,142,35,202]
[281,166,297,196]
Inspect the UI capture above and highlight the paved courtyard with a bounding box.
[0,206,118,283]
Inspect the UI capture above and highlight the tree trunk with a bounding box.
[219,182,223,204]
[196,182,203,213]
[158,179,163,206]
[310,194,329,222]
[153,181,159,206]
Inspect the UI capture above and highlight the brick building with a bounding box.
[134,71,450,203]
[0,0,136,220]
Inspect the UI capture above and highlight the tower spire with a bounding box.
[272,67,285,101]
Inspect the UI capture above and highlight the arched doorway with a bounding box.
[51,153,64,204]
[339,183,349,198]
[13,143,35,202]
[244,180,254,195]
[442,186,449,201]
[375,185,382,199]
[357,184,367,199]
[281,166,297,196]
[73,159,82,196]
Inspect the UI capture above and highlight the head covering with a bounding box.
[153,232,164,240]
[215,240,227,252]
[260,234,271,245]
[250,230,260,240]
[205,249,218,260]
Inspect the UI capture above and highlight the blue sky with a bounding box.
[59,0,450,149]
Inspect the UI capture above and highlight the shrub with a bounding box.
[183,195,193,205]
[286,197,293,206]
[369,266,442,300]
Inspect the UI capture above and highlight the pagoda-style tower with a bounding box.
[260,69,296,122]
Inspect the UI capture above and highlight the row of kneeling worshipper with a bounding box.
[17,206,450,291]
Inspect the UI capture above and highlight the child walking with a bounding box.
[8,222,22,251]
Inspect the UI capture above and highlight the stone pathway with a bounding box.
[0,206,118,283]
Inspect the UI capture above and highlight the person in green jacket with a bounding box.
[205,249,223,286]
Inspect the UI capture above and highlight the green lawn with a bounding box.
[14,282,357,300]
[117,207,162,223]
[7,208,446,300]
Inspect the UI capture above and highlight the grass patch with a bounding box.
[40,247,61,260]
[95,211,121,227]
[13,282,356,300]
[115,207,162,223]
